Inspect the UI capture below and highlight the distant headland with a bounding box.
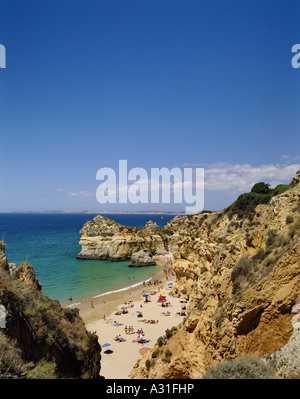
[8,210,186,215]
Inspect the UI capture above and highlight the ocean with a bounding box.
[0,213,176,305]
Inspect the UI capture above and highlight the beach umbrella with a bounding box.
[102,343,111,348]
[168,282,173,286]
[142,294,149,297]
[136,333,145,340]
[159,291,165,295]
[158,296,166,303]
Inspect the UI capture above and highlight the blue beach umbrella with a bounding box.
[102,343,111,348]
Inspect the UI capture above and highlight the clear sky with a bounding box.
[0,0,300,212]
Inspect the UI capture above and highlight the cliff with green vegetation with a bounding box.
[0,242,101,379]
[131,171,300,379]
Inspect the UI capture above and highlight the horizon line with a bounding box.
[0,209,220,215]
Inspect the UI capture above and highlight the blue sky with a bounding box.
[0,0,300,212]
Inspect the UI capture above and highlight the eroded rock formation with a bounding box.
[130,171,300,379]
[76,216,168,261]
[128,249,156,267]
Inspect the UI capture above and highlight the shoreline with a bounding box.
[75,266,167,325]
[77,256,187,379]
[66,254,175,324]
[64,274,155,312]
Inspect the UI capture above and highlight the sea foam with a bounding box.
[92,277,152,299]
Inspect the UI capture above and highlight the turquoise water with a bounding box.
[0,213,175,305]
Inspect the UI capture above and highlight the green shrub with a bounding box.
[196,300,204,312]
[228,192,272,219]
[265,229,278,247]
[0,332,24,376]
[252,248,266,261]
[275,234,289,247]
[247,274,256,284]
[202,356,275,379]
[152,348,160,359]
[215,316,223,328]
[251,182,272,194]
[145,359,151,371]
[165,329,173,339]
[288,217,300,238]
[231,255,253,281]
[262,256,274,267]
[26,359,57,379]
[224,180,291,220]
[165,349,172,358]
[273,184,290,196]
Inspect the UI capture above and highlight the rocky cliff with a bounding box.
[0,242,101,379]
[130,171,300,379]
[77,216,168,261]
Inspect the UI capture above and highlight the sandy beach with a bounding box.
[78,259,187,379]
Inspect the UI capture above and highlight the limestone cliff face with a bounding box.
[77,215,168,261]
[130,171,300,379]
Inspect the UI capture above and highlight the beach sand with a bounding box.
[77,258,187,379]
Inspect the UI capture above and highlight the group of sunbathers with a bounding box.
[137,319,159,324]
[123,300,135,307]
[114,334,126,342]
[124,325,135,334]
